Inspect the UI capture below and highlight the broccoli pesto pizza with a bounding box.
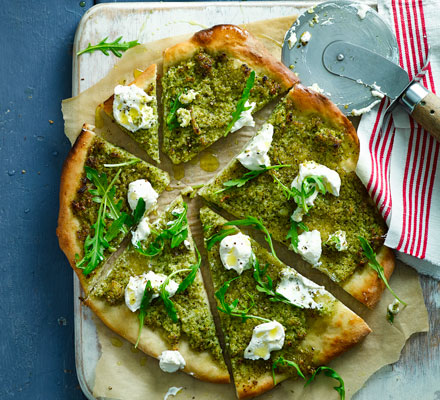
[161,24,299,164]
[57,124,170,293]
[200,85,395,308]
[86,197,229,383]
[200,207,370,398]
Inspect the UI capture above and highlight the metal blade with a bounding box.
[323,41,410,100]
[281,0,399,115]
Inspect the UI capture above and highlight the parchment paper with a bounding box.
[61,15,429,400]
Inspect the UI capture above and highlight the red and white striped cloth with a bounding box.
[355,0,440,278]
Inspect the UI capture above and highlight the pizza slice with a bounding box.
[101,64,160,162]
[200,206,370,398]
[87,196,230,383]
[161,24,299,164]
[57,124,170,294]
[199,85,394,308]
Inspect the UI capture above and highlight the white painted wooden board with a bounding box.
[72,2,439,400]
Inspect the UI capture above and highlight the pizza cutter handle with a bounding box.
[402,82,440,142]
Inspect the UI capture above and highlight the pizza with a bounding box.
[102,64,160,162]
[199,85,394,308]
[57,124,169,294]
[161,24,299,164]
[57,22,399,398]
[200,206,370,398]
[85,196,229,383]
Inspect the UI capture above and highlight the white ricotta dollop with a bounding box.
[291,161,341,207]
[158,350,186,373]
[179,89,198,105]
[300,31,312,45]
[296,230,322,266]
[219,233,254,275]
[164,387,183,400]
[124,271,178,312]
[277,267,325,309]
[113,84,156,132]
[230,101,256,133]
[176,108,191,127]
[131,216,151,247]
[127,179,159,212]
[236,123,273,171]
[244,321,285,360]
[327,230,348,251]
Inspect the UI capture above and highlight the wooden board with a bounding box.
[72,2,439,399]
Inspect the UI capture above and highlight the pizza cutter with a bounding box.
[282,0,440,141]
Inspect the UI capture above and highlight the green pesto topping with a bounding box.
[71,135,170,287]
[200,207,336,382]
[113,82,160,162]
[162,50,285,164]
[200,94,386,284]
[93,198,224,364]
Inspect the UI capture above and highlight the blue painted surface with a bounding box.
[0,1,93,399]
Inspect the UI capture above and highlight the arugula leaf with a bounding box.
[177,246,201,294]
[158,246,201,322]
[215,164,291,194]
[274,174,326,214]
[253,258,302,308]
[272,356,305,385]
[135,203,188,256]
[159,266,193,322]
[105,213,129,242]
[77,167,126,275]
[286,218,309,253]
[387,308,395,324]
[215,277,270,323]
[85,167,127,231]
[224,216,281,263]
[132,198,146,226]
[225,70,256,136]
[166,93,183,130]
[77,36,140,57]
[78,200,109,275]
[135,280,154,348]
[103,158,140,168]
[358,236,407,306]
[305,366,345,400]
[206,228,238,251]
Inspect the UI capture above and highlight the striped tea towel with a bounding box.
[355,0,440,278]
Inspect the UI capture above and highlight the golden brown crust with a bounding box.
[235,372,275,399]
[163,24,298,91]
[102,64,157,116]
[233,292,371,399]
[85,294,230,384]
[303,301,371,365]
[56,125,96,291]
[342,246,395,308]
[287,84,359,149]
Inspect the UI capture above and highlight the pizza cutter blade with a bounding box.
[281,0,399,115]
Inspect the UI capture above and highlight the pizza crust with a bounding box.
[85,275,230,384]
[56,124,96,292]
[342,246,395,308]
[163,24,298,91]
